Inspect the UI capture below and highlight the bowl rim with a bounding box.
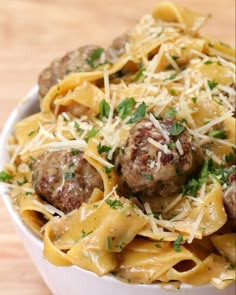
[0,86,230,292]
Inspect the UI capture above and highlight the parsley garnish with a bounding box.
[71,149,80,156]
[74,122,83,134]
[208,129,227,139]
[170,88,176,95]
[86,48,104,68]
[97,142,111,156]
[204,60,213,65]
[17,176,27,186]
[165,73,177,81]
[85,127,98,143]
[116,97,135,120]
[143,174,153,181]
[169,122,185,136]
[207,80,218,90]
[192,97,198,104]
[173,234,183,252]
[155,243,162,248]
[81,229,93,238]
[28,130,37,137]
[171,55,179,61]
[105,199,123,209]
[167,142,176,150]
[105,166,113,175]
[133,68,145,81]
[105,236,112,251]
[65,172,76,180]
[225,152,234,162]
[0,171,13,182]
[99,99,110,120]
[126,102,147,124]
[164,107,176,119]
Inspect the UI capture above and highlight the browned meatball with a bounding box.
[224,170,236,221]
[119,118,204,198]
[32,150,103,213]
[38,45,108,98]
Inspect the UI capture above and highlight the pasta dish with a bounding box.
[1,1,235,290]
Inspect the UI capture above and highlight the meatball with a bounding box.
[38,45,108,98]
[119,118,204,198]
[32,150,103,213]
[224,170,236,221]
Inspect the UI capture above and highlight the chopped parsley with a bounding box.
[0,171,13,182]
[127,102,147,124]
[171,55,179,61]
[17,176,27,186]
[133,67,145,81]
[164,107,176,119]
[208,129,227,139]
[74,122,83,134]
[85,127,98,143]
[192,97,198,104]
[105,199,123,209]
[116,97,135,120]
[105,236,112,251]
[165,73,177,81]
[105,166,113,175]
[143,174,153,181]
[173,234,183,252]
[207,80,218,90]
[225,152,234,163]
[97,142,111,156]
[99,99,110,120]
[204,60,213,65]
[64,172,76,180]
[71,149,80,156]
[167,142,176,150]
[169,122,185,136]
[28,129,37,137]
[86,48,104,68]
[28,156,36,171]
[81,229,93,238]
[170,88,176,95]
[155,243,162,248]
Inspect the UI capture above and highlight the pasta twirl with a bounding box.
[1,1,235,290]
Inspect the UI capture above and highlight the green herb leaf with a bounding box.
[167,142,176,150]
[133,68,145,81]
[170,88,176,95]
[165,73,177,81]
[17,176,27,186]
[105,199,123,209]
[173,234,183,252]
[81,229,93,238]
[74,122,83,134]
[71,149,80,156]
[127,102,147,124]
[99,99,110,120]
[105,166,113,175]
[105,236,112,251]
[0,171,13,182]
[143,174,153,181]
[182,178,199,197]
[86,48,104,68]
[155,243,162,248]
[97,142,111,156]
[208,129,227,139]
[164,107,176,119]
[85,127,98,143]
[171,55,179,61]
[65,172,76,180]
[192,97,198,104]
[116,97,135,120]
[204,60,213,65]
[207,80,218,90]
[169,122,185,136]
[225,152,234,162]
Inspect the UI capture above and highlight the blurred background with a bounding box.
[0,0,235,294]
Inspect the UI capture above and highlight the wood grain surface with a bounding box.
[0,0,235,294]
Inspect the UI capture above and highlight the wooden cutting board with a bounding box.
[0,0,235,294]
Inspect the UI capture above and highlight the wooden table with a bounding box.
[0,0,235,293]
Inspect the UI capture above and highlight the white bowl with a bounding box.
[0,87,235,295]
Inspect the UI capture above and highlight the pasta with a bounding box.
[1,1,235,290]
